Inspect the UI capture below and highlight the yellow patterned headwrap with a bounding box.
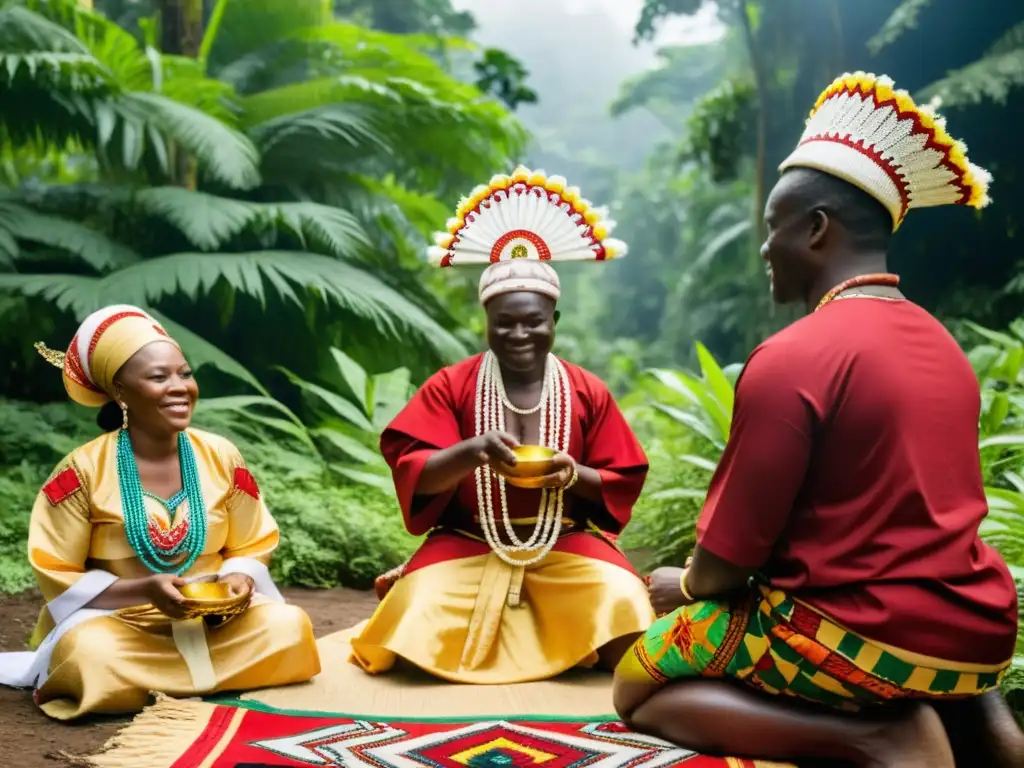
[35,305,180,407]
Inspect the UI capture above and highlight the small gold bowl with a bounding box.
[494,445,556,484]
[179,581,232,601]
[176,581,251,621]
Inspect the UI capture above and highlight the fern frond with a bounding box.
[131,187,369,254]
[149,310,269,395]
[867,0,934,55]
[0,4,87,53]
[919,34,1024,106]
[0,272,103,316]
[72,251,465,361]
[131,187,256,250]
[123,93,260,189]
[0,200,138,271]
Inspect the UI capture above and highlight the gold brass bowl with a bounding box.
[498,445,556,477]
[494,445,557,488]
[176,581,252,621]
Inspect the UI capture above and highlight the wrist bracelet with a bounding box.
[679,568,695,602]
[563,464,579,490]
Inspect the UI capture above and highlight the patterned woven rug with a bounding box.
[80,697,789,768]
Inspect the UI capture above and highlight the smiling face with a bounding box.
[115,341,198,435]
[485,292,557,375]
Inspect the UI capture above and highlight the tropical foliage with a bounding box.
[0,0,524,591]
[2,0,1023,730]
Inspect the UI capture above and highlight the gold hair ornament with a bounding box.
[35,342,66,369]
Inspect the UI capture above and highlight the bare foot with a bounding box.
[863,704,954,768]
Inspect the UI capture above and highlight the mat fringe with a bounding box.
[59,693,216,768]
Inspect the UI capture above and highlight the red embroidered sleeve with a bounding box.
[42,467,82,506]
[233,467,260,499]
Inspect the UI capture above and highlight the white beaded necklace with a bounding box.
[474,350,570,566]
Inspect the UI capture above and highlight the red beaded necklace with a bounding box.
[814,273,900,312]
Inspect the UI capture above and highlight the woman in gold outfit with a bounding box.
[0,305,320,720]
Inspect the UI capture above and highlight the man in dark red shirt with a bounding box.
[613,72,1021,768]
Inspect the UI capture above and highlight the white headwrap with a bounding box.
[478,260,561,306]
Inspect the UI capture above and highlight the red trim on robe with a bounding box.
[233,467,260,499]
[42,468,81,506]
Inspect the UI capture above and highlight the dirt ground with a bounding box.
[0,587,379,768]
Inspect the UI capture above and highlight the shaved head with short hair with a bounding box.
[776,167,894,252]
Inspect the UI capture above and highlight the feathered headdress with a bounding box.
[427,166,627,267]
[778,71,992,230]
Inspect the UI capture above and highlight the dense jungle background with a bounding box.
[1,0,1022,716]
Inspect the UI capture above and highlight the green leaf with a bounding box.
[149,310,268,396]
[330,464,393,493]
[328,347,369,413]
[313,427,384,466]
[984,393,1012,435]
[648,367,730,443]
[30,251,466,365]
[679,454,718,472]
[278,367,374,432]
[965,321,1023,350]
[370,367,413,432]
[649,488,708,501]
[968,344,1003,381]
[0,201,138,272]
[653,403,724,449]
[695,341,735,417]
[980,434,1024,451]
[867,0,934,54]
[195,395,317,453]
[124,92,261,189]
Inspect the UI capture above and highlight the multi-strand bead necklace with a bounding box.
[474,350,570,567]
[116,428,207,574]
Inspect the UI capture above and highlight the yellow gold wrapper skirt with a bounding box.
[350,551,656,684]
[36,601,320,720]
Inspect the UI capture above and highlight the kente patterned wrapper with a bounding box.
[23,428,320,719]
[616,584,1011,711]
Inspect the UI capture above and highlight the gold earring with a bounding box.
[120,401,129,431]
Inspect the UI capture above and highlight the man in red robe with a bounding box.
[350,258,655,683]
[612,72,1021,768]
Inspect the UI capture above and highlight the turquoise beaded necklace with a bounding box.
[116,429,207,574]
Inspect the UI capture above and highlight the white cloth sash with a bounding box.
[0,558,283,691]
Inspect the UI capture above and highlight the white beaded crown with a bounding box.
[778,72,992,231]
[427,166,627,267]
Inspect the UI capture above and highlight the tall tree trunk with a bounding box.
[159,0,204,188]
[736,0,776,347]
[737,0,767,246]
